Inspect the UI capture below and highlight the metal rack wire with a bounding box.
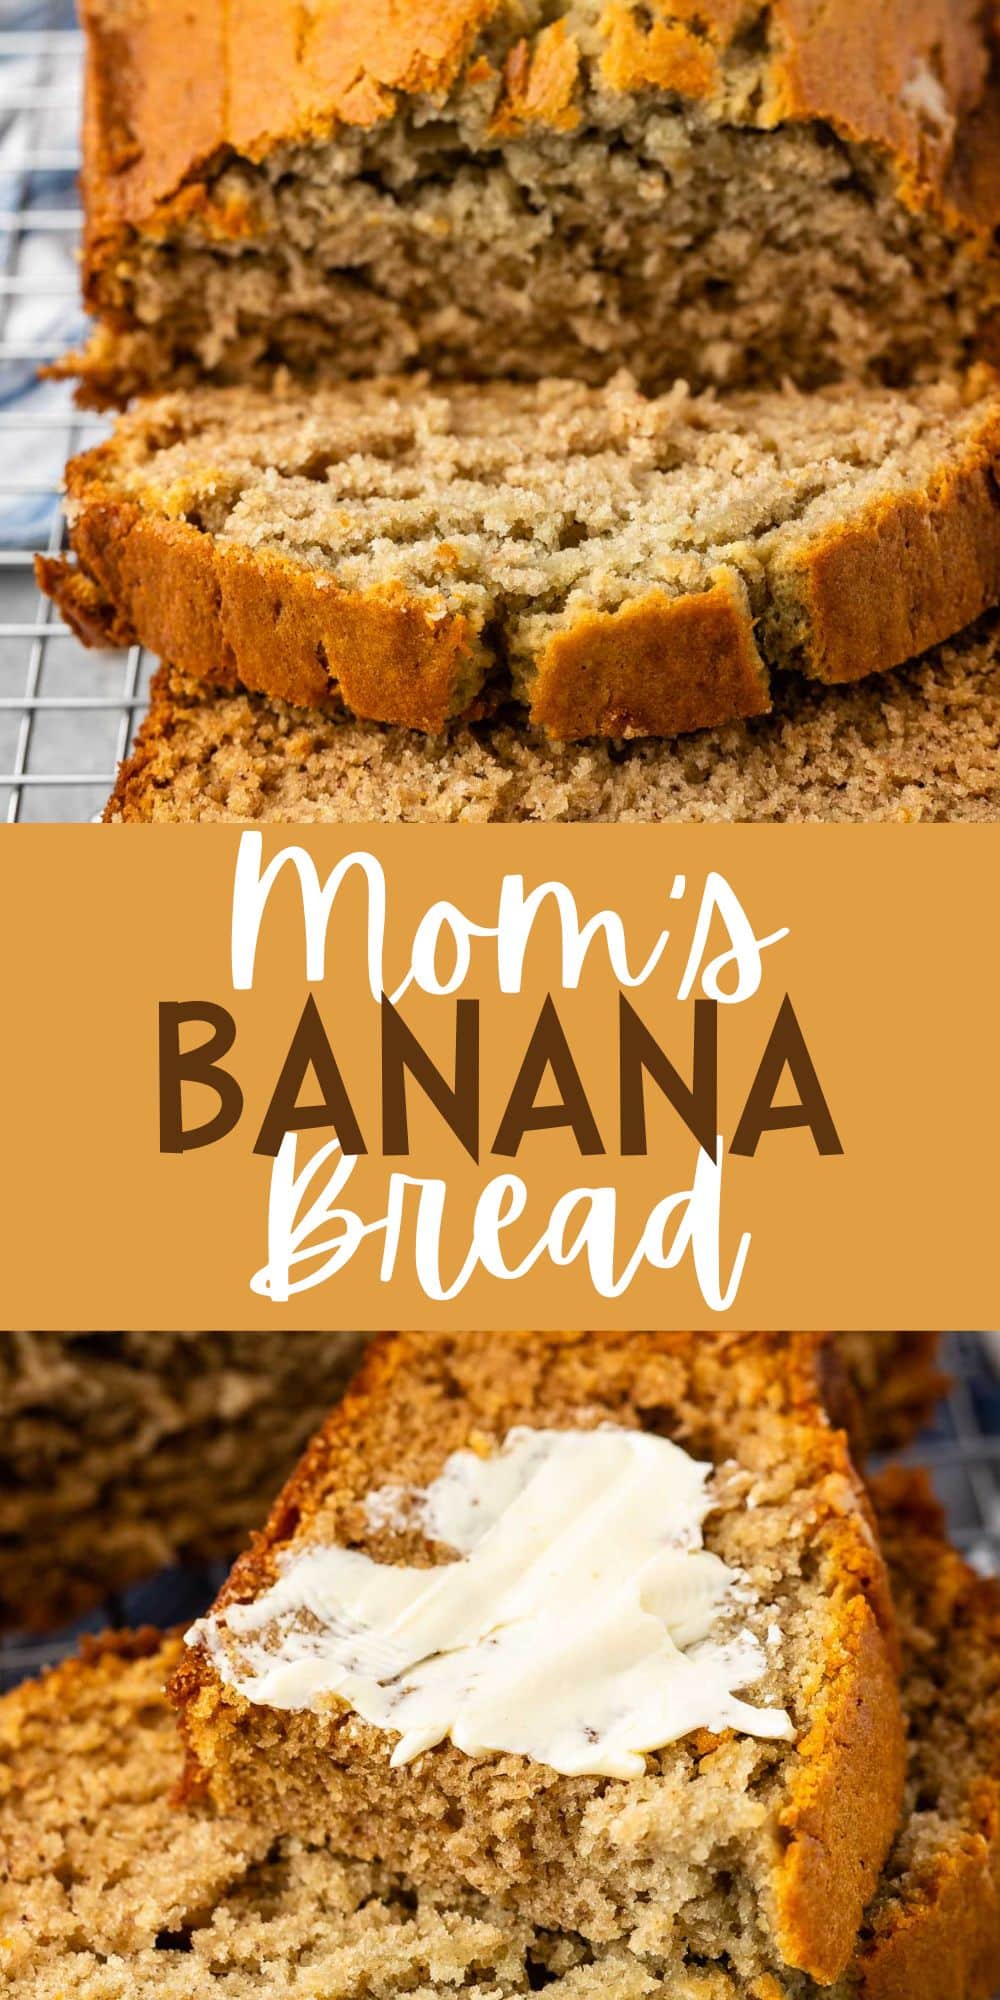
[0,1,151,824]
[2,1332,998,1697]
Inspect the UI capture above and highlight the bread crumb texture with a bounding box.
[72,0,1000,402]
[39,372,1000,737]
[175,1332,904,1987]
[104,603,1000,822]
[2,1464,998,1998]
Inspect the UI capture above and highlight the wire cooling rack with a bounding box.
[0,1,151,824]
[2,1331,999,1695]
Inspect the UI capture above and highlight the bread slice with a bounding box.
[104,610,1000,824]
[69,0,1000,405]
[39,373,1000,739]
[834,1333,947,1458]
[174,1331,904,1987]
[0,1332,362,1635]
[3,1473,997,2000]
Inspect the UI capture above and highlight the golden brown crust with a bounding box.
[598,9,721,100]
[79,0,498,293]
[784,405,1000,684]
[102,680,168,823]
[943,63,1000,242]
[765,1,990,214]
[171,1331,904,1985]
[70,0,1000,415]
[489,20,582,138]
[174,1330,889,1611]
[35,552,138,651]
[97,621,1000,826]
[41,389,1000,740]
[38,499,483,733]
[78,0,997,298]
[530,577,770,739]
[41,497,779,739]
[859,1833,1000,2000]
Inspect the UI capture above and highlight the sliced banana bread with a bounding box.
[104,612,1000,824]
[2,1473,997,1999]
[70,0,1000,405]
[39,373,1000,738]
[0,1332,363,1635]
[175,1331,903,1987]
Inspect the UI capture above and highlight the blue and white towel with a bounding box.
[0,0,93,549]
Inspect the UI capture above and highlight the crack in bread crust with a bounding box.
[39,375,1000,740]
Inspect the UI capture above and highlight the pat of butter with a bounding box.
[189,1426,793,1779]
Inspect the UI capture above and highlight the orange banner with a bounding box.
[0,825,996,1329]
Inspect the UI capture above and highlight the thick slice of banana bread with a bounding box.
[3,1473,997,2000]
[39,373,1000,738]
[0,1333,363,1635]
[174,1331,904,1987]
[70,0,1000,405]
[104,612,1000,824]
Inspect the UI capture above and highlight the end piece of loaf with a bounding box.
[39,373,1000,738]
[174,1330,904,1988]
[70,0,1000,404]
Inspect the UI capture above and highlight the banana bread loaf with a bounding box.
[175,1330,904,1988]
[69,0,1000,406]
[38,372,1000,738]
[104,612,1000,824]
[0,1332,362,1635]
[3,1472,996,1999]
